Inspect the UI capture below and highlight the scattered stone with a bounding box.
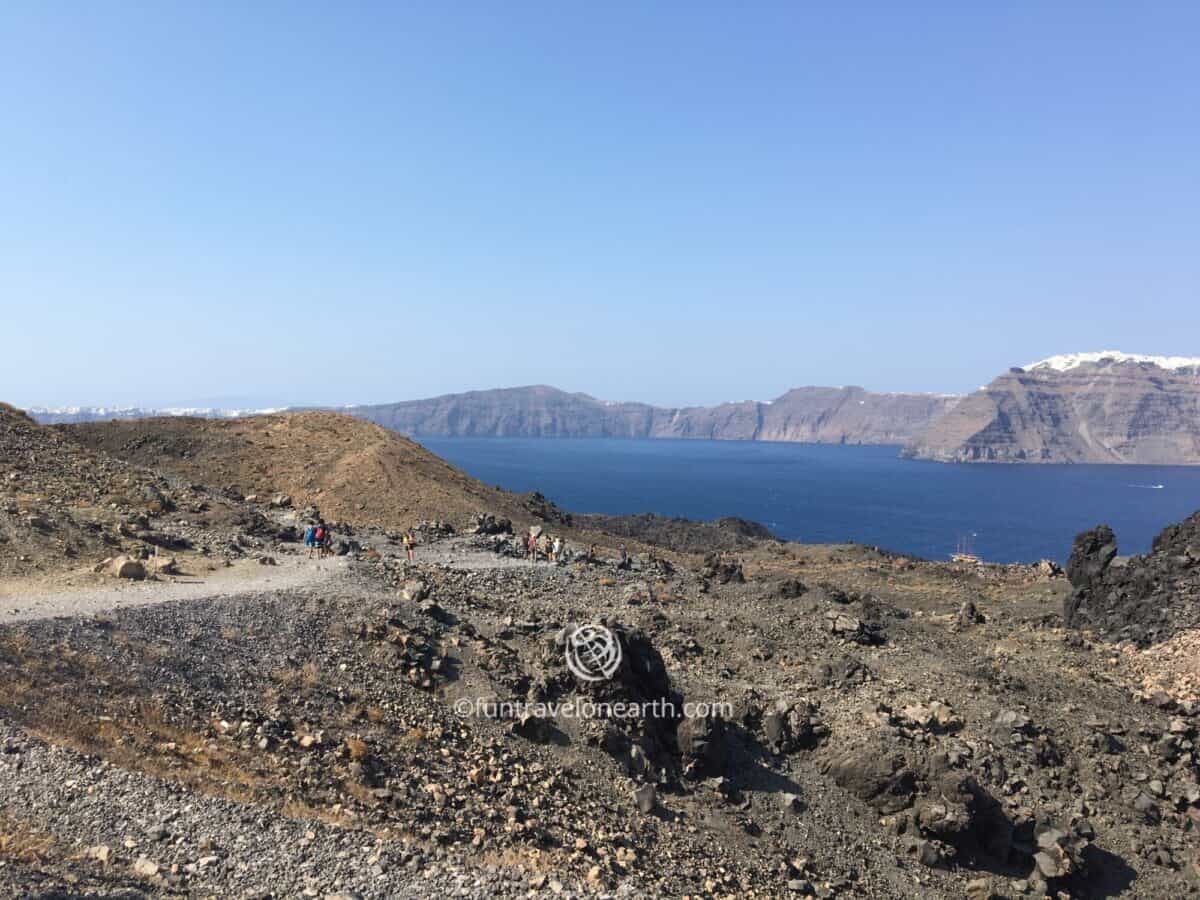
[825,611,885,645]
[132,857,159,877]
[633,783,656,814]
[956,599,985,626]
[400,579,429,603]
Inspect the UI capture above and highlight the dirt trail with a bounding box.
[413,537,556,571]
[0,535,526,625]
[0,555,346,623]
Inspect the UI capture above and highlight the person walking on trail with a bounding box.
[313,522,326,559]
[551,536,563,564]
[322,523,334,558]
[403,530,415,563]
[526,532,537,561]
[618,545,630,570]
[304,523,317,558]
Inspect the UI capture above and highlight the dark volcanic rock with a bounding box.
[1066,525,1118,592]
[578,513,774,555]
[700,552,745,585]
[1064,512,1200,644]
[825,743,919,814]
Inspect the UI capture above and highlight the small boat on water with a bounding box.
[951,535,982,565]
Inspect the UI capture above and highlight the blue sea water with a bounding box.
[419,438,1200,564]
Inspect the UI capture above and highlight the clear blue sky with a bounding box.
[3,3,1198,409]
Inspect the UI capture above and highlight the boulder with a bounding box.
[1036,559,1063,578]
[916,775,977,840]
[956,600,985,627]
[633,783,656,813]
[824,744,918,814]
[1066,525,1118,592]
[778,578,807,599]
[1028,823,1090,885]
[761,699,827,753]
[905,837,945,868]
[471,513,512,535]
[779,792,802,814]
[132,857,160,877]
[700,552,744,584]
[813,656,873,688]
[152,556,179,576]
[677,711,729,775]
[400,579,429,603]
[102,555,147,580]
[1064,511,1200,643]
[901,701,962,733]
[825,611,885,645]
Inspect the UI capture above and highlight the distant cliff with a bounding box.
[903,352,1200,464]
[349,385,959,445]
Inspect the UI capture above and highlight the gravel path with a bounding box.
[413,538,562,572]
[0,555,345,624]
[0,723,556,899]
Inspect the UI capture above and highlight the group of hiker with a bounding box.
[303,519,417,562]
[524,530,566,563]
[300,517,631,569]
[303,521,334,558]
[519,532,639,569]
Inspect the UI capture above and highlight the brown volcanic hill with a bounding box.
[904,353,1200,464]
[61,411,535,532]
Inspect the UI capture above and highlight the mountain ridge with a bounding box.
[347,384,960,445]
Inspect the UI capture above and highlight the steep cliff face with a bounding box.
[756,388,958,444]
[904,353,1200,464]
[651,400,763,440]
[351,386,667,438]
[350,385,959,445]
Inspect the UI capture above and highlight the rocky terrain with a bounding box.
[574,514,776,555]
[0,403,265,583]
[904,353,1200,464]
[347,385,960,445]
[2,404,1200,898]
[1064,511,1200,646]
